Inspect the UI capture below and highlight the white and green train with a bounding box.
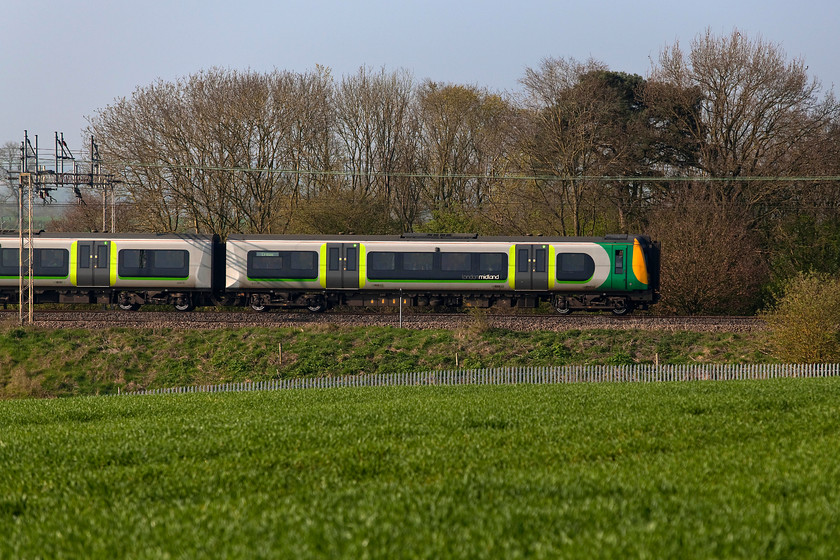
[225,233,660,315]
[0,232,660,315]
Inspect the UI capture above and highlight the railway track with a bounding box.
[0,309,765,332]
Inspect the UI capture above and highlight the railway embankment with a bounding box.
[1,316,770,399]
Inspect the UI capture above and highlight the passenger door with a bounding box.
[514,244,549,291]
[610,246,628,291]
[76,240,111,287]
[325,243,359,289]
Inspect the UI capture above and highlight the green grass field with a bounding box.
[2,379,839,558]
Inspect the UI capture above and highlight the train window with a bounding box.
[251,252,283,270]
[367,250,511,281]
[0,248,69,277]
[95,245,109,269]
[121,249,145,269]
[479,253,505,273]
[119,249,190,279]
[154,250,186,270]
[517,249,529,273]
[368,251,433,280]
[124,250,162,276]
[441,253,471,272]
[368,252,395,272]
[246,250,317,280]
[368,250,508,281]
[556,253,595,282]
[291,251,316,271]
[329,248,340,271]
[0,248,19,272]
[345,247,357,271]
[0,248,23,276]
[615,250,625,274]
[35,249,69,276]
[403,252,434,271]
[535,249,547,273]
[79,245,91,269]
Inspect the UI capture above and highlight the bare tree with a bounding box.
[89,79,190,233]
[279,66,339,217]
[88,68,338,236]
[650,29,840,209]
[0,141,21,229]
[333,66,418,230]
[416,81,518,226]
[74,45,837,247]
[518,57,626,235]
[46,192,137,233]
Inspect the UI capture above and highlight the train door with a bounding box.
[611,245,628,290]
[76,240,111,287]
[325,243,359,289]
[514,244,549,290]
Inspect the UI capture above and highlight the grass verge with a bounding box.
[0,325,770,398]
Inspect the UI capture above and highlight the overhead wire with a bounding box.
[6,146,840,215]
[23,159,840,184]
[8,137,840,184]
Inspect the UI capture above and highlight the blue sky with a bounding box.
[3,0,838,152]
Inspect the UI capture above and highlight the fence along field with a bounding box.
[125,363,840,395]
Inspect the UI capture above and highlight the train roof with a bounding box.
[226,233,652,243]
[0,232,654,244]
[0,231,217,241]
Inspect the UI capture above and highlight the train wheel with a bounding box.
[249,294,269,312]
[553,298,572,315]
[117,293,141,311]
[611,300,631,316]
[173,296,195,312]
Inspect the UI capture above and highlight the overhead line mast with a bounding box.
[18,171,33,325]
[9,131,119,324]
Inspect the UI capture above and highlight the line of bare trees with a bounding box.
[48,29,840,313]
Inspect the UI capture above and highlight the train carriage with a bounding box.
[226,233,660,314]
[0,233,220,311]
[224,236,326,311]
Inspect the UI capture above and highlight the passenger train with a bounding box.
[0,232,660,315]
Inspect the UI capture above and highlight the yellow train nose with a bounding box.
[632,239,648,285]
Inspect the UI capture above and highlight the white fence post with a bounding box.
[121,363,840,397]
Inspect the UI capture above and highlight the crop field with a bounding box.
[2,379,840,558]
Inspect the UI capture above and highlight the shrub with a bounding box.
[646,189,769,315]
[761,272,840,362]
